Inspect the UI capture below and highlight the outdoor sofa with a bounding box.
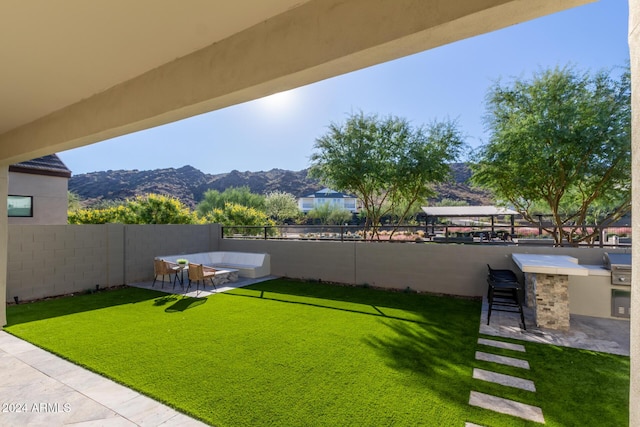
[159,251,270,278]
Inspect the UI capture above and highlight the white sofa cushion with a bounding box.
[158,252,270,278]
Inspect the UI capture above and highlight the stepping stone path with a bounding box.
[467,337,545,425]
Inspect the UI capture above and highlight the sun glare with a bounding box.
[255,89,298,115]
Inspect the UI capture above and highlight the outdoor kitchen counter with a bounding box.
[579,264,612,276]
[512,253,589,276]
[512,253,591,331]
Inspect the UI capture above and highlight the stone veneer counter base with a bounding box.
[513,253,588,331]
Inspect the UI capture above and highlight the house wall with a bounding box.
[8,171,68,225]
[5,223,628,306]
[630,3,640,423]
[298,196,359,212]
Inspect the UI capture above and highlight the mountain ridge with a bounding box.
[69,163,493,208]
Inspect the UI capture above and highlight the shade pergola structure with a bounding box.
[421,206,520,236]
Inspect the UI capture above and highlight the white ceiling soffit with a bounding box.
[0,0,309,134]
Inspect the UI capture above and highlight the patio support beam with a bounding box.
[0,167,7,326]
[630,0,640,423]
[0,0,593,166]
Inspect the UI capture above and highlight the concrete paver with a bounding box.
[469,391,545,423]
[477,338,526,352]
[475,351,530,369]
[473,368,536,392]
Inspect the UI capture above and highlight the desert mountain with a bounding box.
[69,163,492,208]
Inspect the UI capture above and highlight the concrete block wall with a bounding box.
[7,225,109,301]
[7,224,220,302]
[6,223,628,302]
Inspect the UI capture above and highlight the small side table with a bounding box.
[173,264,189,288]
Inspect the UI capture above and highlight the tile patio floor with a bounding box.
[479,295,630,356]
[0,277,630,426]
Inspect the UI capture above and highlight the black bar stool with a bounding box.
[486,265,526,329]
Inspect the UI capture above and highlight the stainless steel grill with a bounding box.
[603,253,631,286]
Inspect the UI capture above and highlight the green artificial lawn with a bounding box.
[5,280,630,426]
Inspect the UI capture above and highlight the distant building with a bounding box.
[8,154,72,224]
[298,188,359,213]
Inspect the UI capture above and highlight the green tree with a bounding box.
[433,198,469,207]
[328,207,353,225]
[310,112,465,240]
[471,65,631,245]
[203,203,275,236]
[90,199,126,210]
[387,199,425,226]
[265,191,300,224]
[68,206,120,224]
[127,194,198,224]
[307,202,352,225]
[68,193,198,224]
[196,186,265,216]
[68,191,82,212]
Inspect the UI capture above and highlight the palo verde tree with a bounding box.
[68,191,82,212]
[68,193,198,224]
[307,202,352,225]
[471,65,631,245]
[264,190,300,224]
[127,194,198,224]
[196,186,265,217]
[203,203,275,236]
[310,112,465,240]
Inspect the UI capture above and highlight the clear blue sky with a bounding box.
[59,0,629,176]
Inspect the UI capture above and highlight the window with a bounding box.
[344,200,356,210]
[8,195,33,217]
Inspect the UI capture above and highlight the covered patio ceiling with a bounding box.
[0,0,592,165]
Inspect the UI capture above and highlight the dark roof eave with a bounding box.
[9,165,72,178]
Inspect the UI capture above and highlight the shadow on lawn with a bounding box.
[6,287,167,325]
[164,296,207,312]
[228,280,482,421]
[223,288,428,323]
[224,278,481,326]
[363,307,481,420]
[152,294,207,312]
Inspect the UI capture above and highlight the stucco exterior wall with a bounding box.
[123,224,220,283]
[0,167,7,327]
[568,275,630,319]
[629,0,640,423]
[8,171,68,225]
[219,237,625,296]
